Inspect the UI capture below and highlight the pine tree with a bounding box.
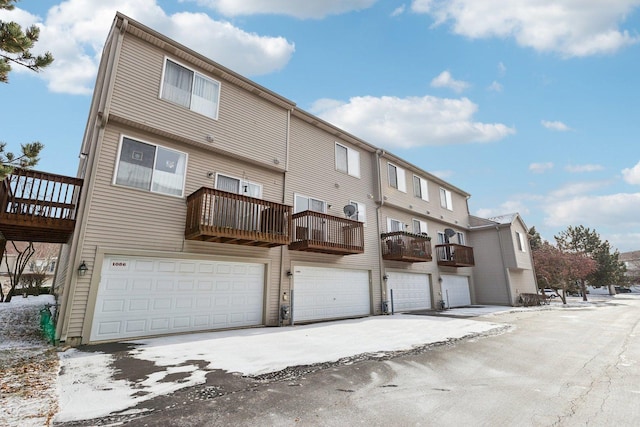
[0,0,53,83]
[0,141,43,179]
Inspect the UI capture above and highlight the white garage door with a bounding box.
[90,256,264,342]
[387,272,431,312]
[441,275,471,308]
[293,266,370,323]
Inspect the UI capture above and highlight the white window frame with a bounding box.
[413,175,429,201]
[113,135,188,198]
[335,142,360,178]
[456,232,465,245]
[348,200,366,225]
[294,194,326,214]
[439,187,453,210]
[215,173,263,198]
[388,163,407,192]
[516,231,526,252]
[412,218,428,235]
[387,217,405,233]
[160,57,221,120]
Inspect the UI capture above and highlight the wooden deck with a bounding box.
[435,243,475,267]
[0,168,83,243]
[289,210,364,255]
[381,231,432,263]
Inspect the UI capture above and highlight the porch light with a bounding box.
[78,261,88,277]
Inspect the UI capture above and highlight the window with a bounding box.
[413,175,429,201]
[114,136,187,197]
[439,188,453,210]
[215,174,262,198]
[413,219,428,235]
[294,194,326,214]
[161,58,221,119]
[348,200,366,224]
[516,231,526,252]
[456,232,465,245]
[437,231,445,244]
[387,218,405,232]
[335,143,360,178]
[388,163,407,192]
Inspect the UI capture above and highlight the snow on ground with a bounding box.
[0,294,59,427]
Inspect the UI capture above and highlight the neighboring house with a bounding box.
[0,242,59,295]
[619,251,640,286]
[50,13,537,346]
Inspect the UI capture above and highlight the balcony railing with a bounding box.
[0,168,83,243]
[289,210,364,255]
[435,243,475,267]
[381,231,432,262]
[185,187,291,247]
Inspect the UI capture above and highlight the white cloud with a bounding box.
[541,120,571,131]
[529,162,554,173]
[622,161,640,184]
[549,181,609,198]
[411,0,640,57]
[488,81,503,92]
[5,0,295,94]
[391,5,406,17]
[185,0,377,19]
[498,62,506,76]
[310,95,515,148]
[430,70,470,93]
[544,193,640,228]
[565,164,604,173]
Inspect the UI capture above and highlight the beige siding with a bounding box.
[285,117,382,312]
[109,35,288,170]
[468,228,510,305]
[508,269,537,303]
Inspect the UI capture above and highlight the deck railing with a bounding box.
[381,231,432,262]
[185,187,291,247]
[289,210,364,255]
[434,243,475,267]
[0,168,83,243]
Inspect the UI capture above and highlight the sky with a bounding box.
[1,0,640,252]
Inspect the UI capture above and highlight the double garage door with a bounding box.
[90,256,265,342]
[386,272,432,312]
[293,266,371,323]
[441,274,471,308]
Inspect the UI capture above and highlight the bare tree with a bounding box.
[19,243,59,295]
[1,241,35,302]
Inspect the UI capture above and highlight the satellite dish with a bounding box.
[444,228,456,238]
[343,204,356,218]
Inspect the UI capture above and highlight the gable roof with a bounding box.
[468,212,529,232]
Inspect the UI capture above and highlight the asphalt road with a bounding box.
[59,296,640,426]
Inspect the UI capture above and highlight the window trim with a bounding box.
[294,193,327,214]
[159,56,221,120]
[413,175,429,201]
[412,218,428,235]
[388,162,407,192]
[387,217,405,233]
[112,135,188,198]
[439,187,453,210]
[348,200,366,225]
[516,231,526,252]
[215,173,263,198]
[335,142,361,178]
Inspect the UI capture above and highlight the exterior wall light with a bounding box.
[78,261,88,277]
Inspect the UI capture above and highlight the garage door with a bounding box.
[293,266,370,322]
[441,275,471,308]
[387,272,431,312]
[90,256,264,342]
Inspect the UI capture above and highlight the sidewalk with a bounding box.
[56,309,510,423]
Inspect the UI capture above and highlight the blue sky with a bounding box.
[2,0,640,252]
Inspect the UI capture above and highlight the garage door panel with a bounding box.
[293,266,370,323]
[387,272,431,312]
[441,275,471,308]
[91,256,265,342]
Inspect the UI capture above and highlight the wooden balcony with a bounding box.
[381,231,432,263]
[289,210,364,255]
[0,168,83,243]
[435,243,475,267]
[185,187,291,248]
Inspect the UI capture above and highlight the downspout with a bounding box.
[496,225,513,305]
[56,18,128,343]
[277,108,292,326]
[374,149,387,312]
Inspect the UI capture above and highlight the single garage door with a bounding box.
[387,272,431,312]
[90,256,264,342]
[441,274,471,308]
[293,266,370,323]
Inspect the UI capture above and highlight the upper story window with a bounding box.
[348,200,366,225]
[114,136,187,197]
[413,219,428,235]
[215,173,262,198]
[387,217,405,232]
[439,187,453,210]
[294,194,326,214]
[335,143,360,178]
[516,231,526,252]
[388,163,406,192]
[161,58,221,120]
[413,175,429,201]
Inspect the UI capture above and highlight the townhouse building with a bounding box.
[43,13,537,345]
